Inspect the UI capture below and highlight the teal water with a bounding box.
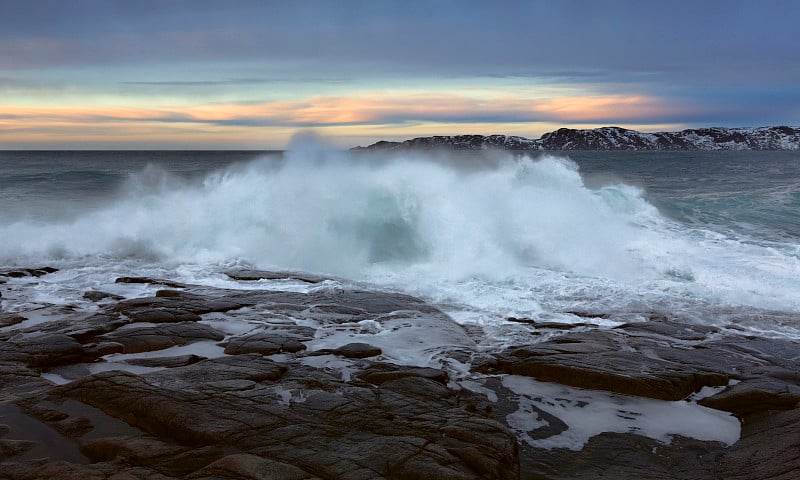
[571,150,800,242]
[1,148,799,338]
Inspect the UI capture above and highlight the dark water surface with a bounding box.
[2,150,798,241]
[1,149,799,338]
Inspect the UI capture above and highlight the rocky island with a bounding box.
[353,126,800,151]
[1,268,798,479]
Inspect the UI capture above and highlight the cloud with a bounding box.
[2,1,797,147]
[2,0,798,86]
[121,77,346,87]
[1,91,697,130]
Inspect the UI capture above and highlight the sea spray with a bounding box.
[1,144,800,335]
[0,149,662,279]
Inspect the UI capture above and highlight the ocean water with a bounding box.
[2,145,800,343]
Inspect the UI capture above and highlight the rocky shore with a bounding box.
[1,268,798,479]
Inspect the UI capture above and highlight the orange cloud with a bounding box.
[2,91,689,124]
[0,91,695,148]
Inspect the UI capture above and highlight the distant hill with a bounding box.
[352,126,800,151]
[351,134,540,152]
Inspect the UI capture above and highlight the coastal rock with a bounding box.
[3,333,97,368]
[83,290,125,302]
[0,313,25,328]
[698,376,800,419]
[475,326,722,400]
[716,408,800,480]
[0,461,111,480]
[0,312,129,347]
[356,362,449,385]
[222,329,311,355]
[225,269,330,284]
[3,277,800,479]
[48,313,129,344]
[114,290,260,318]
[475,321,799,401]
[0,439,36,459]
[0,361,51,401]
[521,408,800,480]
[125,308,203,323]
[186,453,319,480]
[39,354,518,479]
[125,354,207,368]
[331,342,382,358]
[100,323,225,354]
[80,435,229,477]
[0,267,59,278]
[115,276,186,288]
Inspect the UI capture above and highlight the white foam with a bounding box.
[40,372,72,385]
[686,379,741,402]
[502,375,740,451]
[0,151,673,283]
[2,142,800,339]
[305,312,475,369]
[273,385,308,406]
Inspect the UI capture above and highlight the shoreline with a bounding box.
[1,268,798,479]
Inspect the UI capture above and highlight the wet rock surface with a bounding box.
[476,321,800,404]
[0,268,798,479]
[225,269,329,284]
[220,326,314,355]
[101,323,226,354]
[473,321,800,479]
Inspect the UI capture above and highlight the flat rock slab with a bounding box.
[476,321,800,402]
[115,276,186,288]
[186,453,321,479]
[510,408,800,480]
[357,362,449,385]
[82,291,125,302]
[125,354,207,368]
[1,333,105,368]
[24,355,519,479]
[699,376,800,418]
[332,342,382,359]
[3,273,800,479]
[100,323,225,354]
[221,326,315,355]
[0,267,58,278]
[0,313,26,328]
[225,269,331,284]
[0,361,52,402]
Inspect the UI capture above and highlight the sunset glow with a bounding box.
[1,1,796,149]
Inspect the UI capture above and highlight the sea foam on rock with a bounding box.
[0,268,799,479]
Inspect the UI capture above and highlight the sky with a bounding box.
[0,0,798,149]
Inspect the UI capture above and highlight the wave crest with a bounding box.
[0,147,666,281]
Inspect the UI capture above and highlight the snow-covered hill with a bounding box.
[539,126,800,150]
[351,134,540,151]
[353,126,800,151]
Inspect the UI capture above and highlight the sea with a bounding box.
[2,145,800,346]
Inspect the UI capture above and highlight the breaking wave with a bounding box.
[0,146,661,277]
[2,140,800,327]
